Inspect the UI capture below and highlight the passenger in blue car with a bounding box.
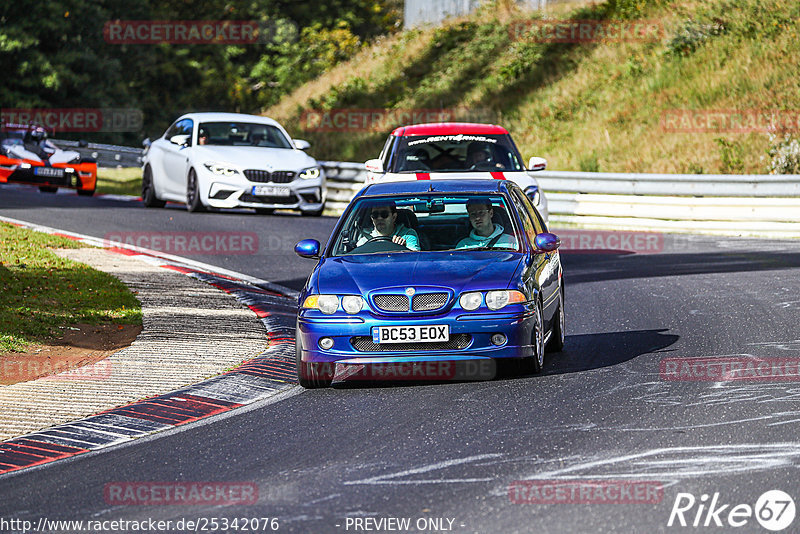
[456,199,517,249]
[356,202,421,251]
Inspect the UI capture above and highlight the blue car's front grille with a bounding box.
[412,292,448,311]
[373,294,409,312]
[350,334,471,352]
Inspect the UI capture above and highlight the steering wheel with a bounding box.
[348,235,408,254]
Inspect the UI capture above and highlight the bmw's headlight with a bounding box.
[525,186,540,206]
[299,166,321,180]
[302,294,339,314]
[204,162,240,176]
[341,296,365,314]
[485,290,526,311]
[459,292,483,311]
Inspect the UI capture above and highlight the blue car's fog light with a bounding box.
[491,333,507,346]
[318,337,334,350]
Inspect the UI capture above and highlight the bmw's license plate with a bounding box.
[252,185,290,197]
[372,325,449,344]
[34,167,64,178]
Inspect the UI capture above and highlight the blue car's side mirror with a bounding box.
[534,232,560,254]
[295,239,321,259]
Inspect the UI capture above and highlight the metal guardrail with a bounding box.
[321,161,800,237]
[52,138,143,168]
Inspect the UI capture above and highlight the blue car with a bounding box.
[294,179,564,388]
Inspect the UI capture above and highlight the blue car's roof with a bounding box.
[358,179,509,198]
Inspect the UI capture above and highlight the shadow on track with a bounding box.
[562,251,800,284]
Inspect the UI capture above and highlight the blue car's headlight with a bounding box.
[299,167,321,179]
[459,292,483,311]
[341,296,365,314]
[485,290,526,311]
[204,162,240,176]
[302,294,365,314]
[302,294,339,314]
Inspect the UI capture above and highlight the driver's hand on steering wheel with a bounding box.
[391,235,407,247]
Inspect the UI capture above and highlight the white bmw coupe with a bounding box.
[141,112,326,215]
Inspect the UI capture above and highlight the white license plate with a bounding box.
[372,325,449,344]
[252,185,290,197]
[34,167,63,178]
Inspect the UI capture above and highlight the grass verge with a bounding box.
[96,167,141,197]
[0,222,142,353]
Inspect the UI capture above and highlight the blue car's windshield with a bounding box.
[330,193,522,256]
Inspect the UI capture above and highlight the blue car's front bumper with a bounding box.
[297,305,536,365]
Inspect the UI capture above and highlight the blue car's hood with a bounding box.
[315,251,524,295]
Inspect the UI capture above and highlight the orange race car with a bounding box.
[0,122,97,195]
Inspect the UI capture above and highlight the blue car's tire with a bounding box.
[295,329,333,388]
[546,288,565,353]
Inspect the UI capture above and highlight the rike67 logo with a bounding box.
[668,490,795,531]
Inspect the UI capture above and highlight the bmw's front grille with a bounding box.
[244,169,296,183]
[412,292,449,311]
[350,334,472,352]
[373,294,409,312]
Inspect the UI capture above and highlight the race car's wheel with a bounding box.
[186,168,205,212]
[39,186,58,193]
[142,166,165,208]
[295,326,334,388]
[546,287,566,353]
[77,188,95,197]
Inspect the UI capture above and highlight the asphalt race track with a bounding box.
[2,185,800,533]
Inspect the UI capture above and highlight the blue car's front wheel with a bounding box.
[296,327,333,388]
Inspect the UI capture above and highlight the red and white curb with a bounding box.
[0,216,301,477]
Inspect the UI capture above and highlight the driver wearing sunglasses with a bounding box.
[356,202,420,251]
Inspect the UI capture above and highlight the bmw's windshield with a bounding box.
[389,134,525,173]
[197,122,293,148]
[330,193,522,256]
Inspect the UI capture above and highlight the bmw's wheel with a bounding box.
[547,288,566,353]
[186,168,205,212]
[295,327,333,388]
[142,166,165,208]
[39,186,58,193]
[77,188,95,197]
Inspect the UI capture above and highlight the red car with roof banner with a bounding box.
[364,122,549,221]
[0,122,97,195]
